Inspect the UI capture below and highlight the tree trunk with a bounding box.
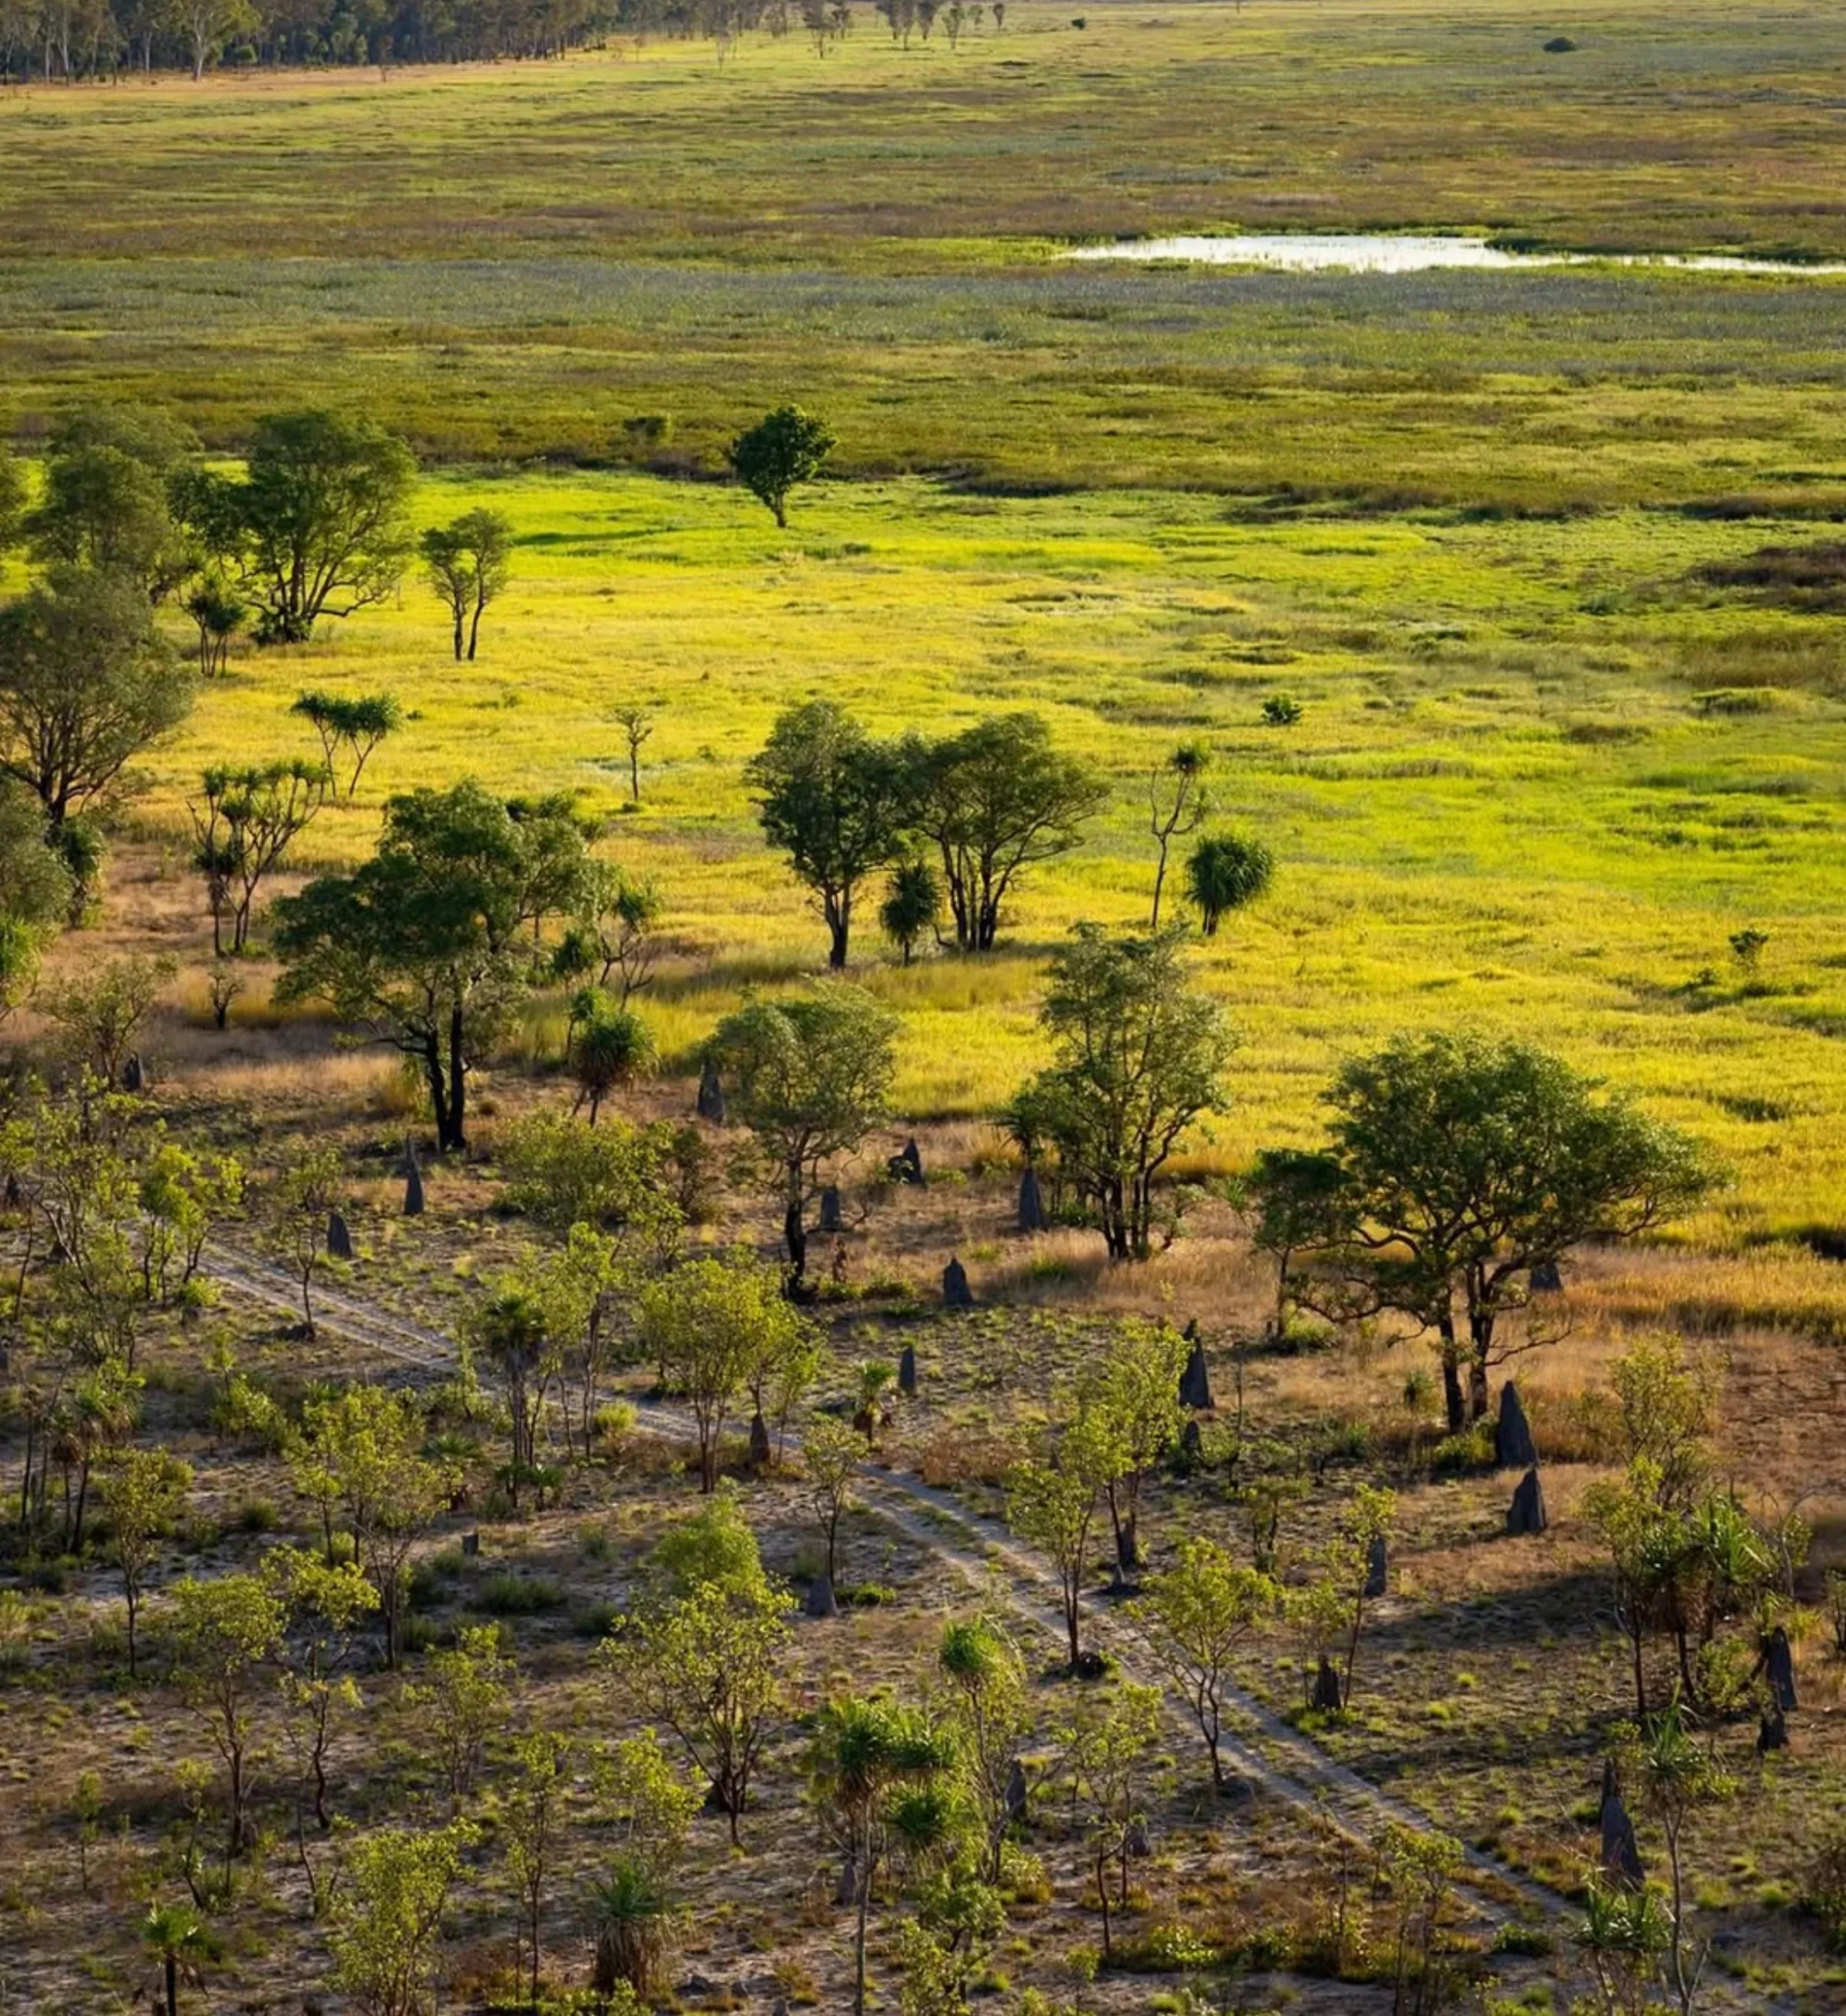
[165,1952,178,2016]
[467,596,484,660]
[451,609,465,661]
[443,1003,468,1152]
[784,1192,808,1287]
[1436,1313,1464,1434]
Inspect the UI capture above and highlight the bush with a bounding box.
[1806,1828,1846,1951]
[1261,693,1303,726]
[1430,1422,1496,1475]
[475,1573,564,1616]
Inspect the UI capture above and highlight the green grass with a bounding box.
[65,460,1846,1242]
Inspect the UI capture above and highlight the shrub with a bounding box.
[1261,693,1303,726]
[1807,1828,1846,1951]
[475,1573,563,1616]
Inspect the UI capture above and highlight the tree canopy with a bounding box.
[728,406,836,527]
[1248,1031,1717,1431]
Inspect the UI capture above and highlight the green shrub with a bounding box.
[476,1572,563,1616]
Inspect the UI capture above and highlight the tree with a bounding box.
[1005,1407,1116,1671]
[613,702,654,804]
[191,758,330,956]
[274,780,566,1152]
[421,508,512,662]
[591,1859,675,2006]
[1185,830,1273,936]
[1129,1540,1275,1793]
[407,1623,513,1809]
[25,434,194,600]
[1377,1821,1465,2016]
[265,1547,378,1865]
[1079,1318,1186,1572]
[1617,1699,1728,2016]
[183,410,416,643]
[558,860,664,1006]
[747,700,909,969]
[276,1146,346,1336]
[291,1385,456,1666]
[500,1729,568,2007]
[1063,1683,1164,1963]
[710,984,898,1287]
[498,1110,682,1241]
[601,1503,795,1842]
[290,691,403,799]
[728,405,836,527]
[101,1447,190,1677]
[171,0,256,75]
[1147,740,1210,928]
[0,565,192,829]
[804,1411,862,1584]
[142,1901,213,2016]
[1248,1033,1717,1432]
[328,1820,476,2016]
[880,858,940,965]
[169,1570,287,1856]
[183,576,247,679]
[0,780,74,1016]
[569,991,654,1125]
[902,714,1106,951]
[639,1253,799,1490]
[464,1286,558,1505]
[808,1695,961,2016]
[1015,925,1235,1262]
[42,950,172,1087]
[936,1615,1032,1881]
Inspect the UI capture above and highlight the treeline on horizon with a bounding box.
[0,0,971,83]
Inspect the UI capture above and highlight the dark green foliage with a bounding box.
[880,858,940,965]
[1184,832,1273,936]
[727,405,836,528]
[0,565,191,828]
[420,508,513,662]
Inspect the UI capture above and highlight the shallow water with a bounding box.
[1065,232,1846,276]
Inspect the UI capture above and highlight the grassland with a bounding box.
[5,4,1846,2009]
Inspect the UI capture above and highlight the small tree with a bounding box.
[936,1615,1032,1881]
[1618,1699,1727,2016]
[1080,1318,1186,1572]
[804,1411,862,1584]
[500,1729,568,2006]
[328,1820,476,2016]
[408,1623,514,1810]
[266,1548,378,1859]
[142,1901,214,2016]
[711,984,898,1287]
[1378,1821,1465,2016]
[421,509,513,662]
[747,700,910,969]
[1249,1033,1716,1431]
[1129,1539,1277,1793]
[276,1146,346,1336]
[639,1253,793,1490]
[1015,924,1235,1261]
[1063,1683,1165,1963]
[728,405,836,527]
[880,858,940,965]
[290,691,404,799]
[184,576,246,679]
[613,703,654,804]
[561,862,664,1006]
[464,1285,558,1506]
[809,1695,961,2016]
[1147,739,1210,928]
[569,991,654,1125]
[191,758,330,955]
[1005,1407,1115,1671]
[601,1505,794,1842]
[101,1447,190,1678]
[1185,831,1273,936]
[169,1570,287,1856]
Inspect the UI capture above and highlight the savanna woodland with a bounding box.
[2,2,1846,2013]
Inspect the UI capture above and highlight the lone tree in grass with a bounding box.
[102,1447,191,1679]
[728,406,836,528]
[290,691,403,799]
[178,410,416,644]
[901,713,1107,952]
[710,984,898,1288]
[1147,739,1211,929]
[747,700,909,969]
[420,508,513,662]
[569,991,654,1124]
[191,758,330,956]
[1248,1032,1716,1433]
[1013,924,1236,1262]
[880,857,940,966]
[1186,831,1273,937]
[0,566,192,832]
[274,780,582,1153]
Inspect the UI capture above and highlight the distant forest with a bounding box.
[0,0,895,83]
